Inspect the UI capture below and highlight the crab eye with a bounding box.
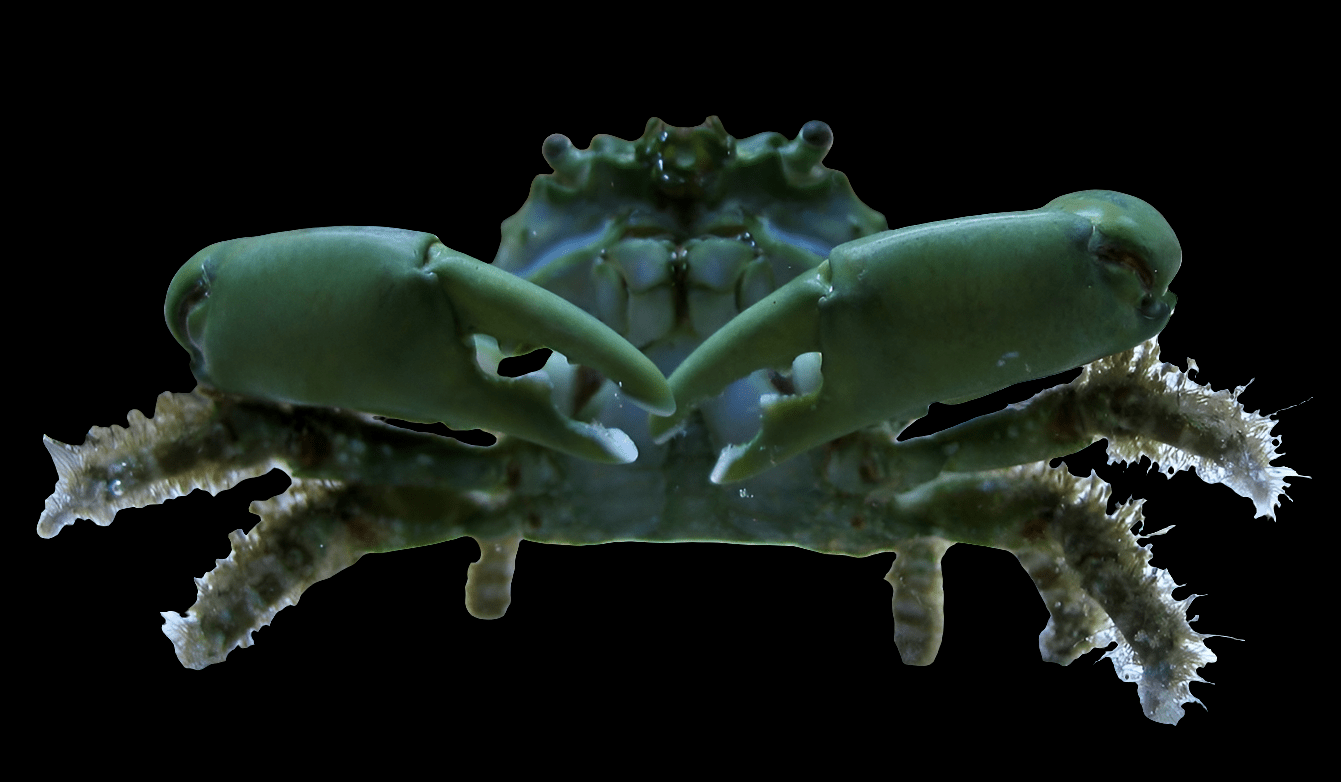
[1097,245,1154,292]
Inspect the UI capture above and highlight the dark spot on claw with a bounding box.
[1020,515,1050,542]
[1097,246,1154,291]
[572,365,605,416]
[769,370,796,396]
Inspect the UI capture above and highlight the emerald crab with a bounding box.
[38,117,1298,724]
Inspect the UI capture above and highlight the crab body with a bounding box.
[39,117,1299,726]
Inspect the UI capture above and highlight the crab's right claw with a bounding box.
[650,191,1181,483]
[167,227,674,465]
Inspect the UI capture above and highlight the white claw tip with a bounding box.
[591,424,639,464]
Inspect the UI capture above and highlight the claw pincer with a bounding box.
[652,190,1182,483]
[167,226,673,463]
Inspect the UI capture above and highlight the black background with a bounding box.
[24,94,1318,744]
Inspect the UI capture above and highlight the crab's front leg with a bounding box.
[884,338,1300,519]
[649,190,1181,483]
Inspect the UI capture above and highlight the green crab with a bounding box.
[38,117,1298,724]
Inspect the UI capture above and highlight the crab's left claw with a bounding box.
[651,190,1181,483]
[167,227,673,464]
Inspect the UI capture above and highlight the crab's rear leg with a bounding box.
[892,465,1218,725]
[465,533,521,619]
[40,384,531,666]
[885,536,953,665]
[164,474,507,668]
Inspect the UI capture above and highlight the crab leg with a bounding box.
[166,227,673,464]
[892,337,1301,520]
[650,191,1182,483]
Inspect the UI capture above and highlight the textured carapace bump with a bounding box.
[39,118,1300,726]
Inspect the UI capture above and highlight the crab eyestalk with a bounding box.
[167,226,673,464]
[650,190,1181,483]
